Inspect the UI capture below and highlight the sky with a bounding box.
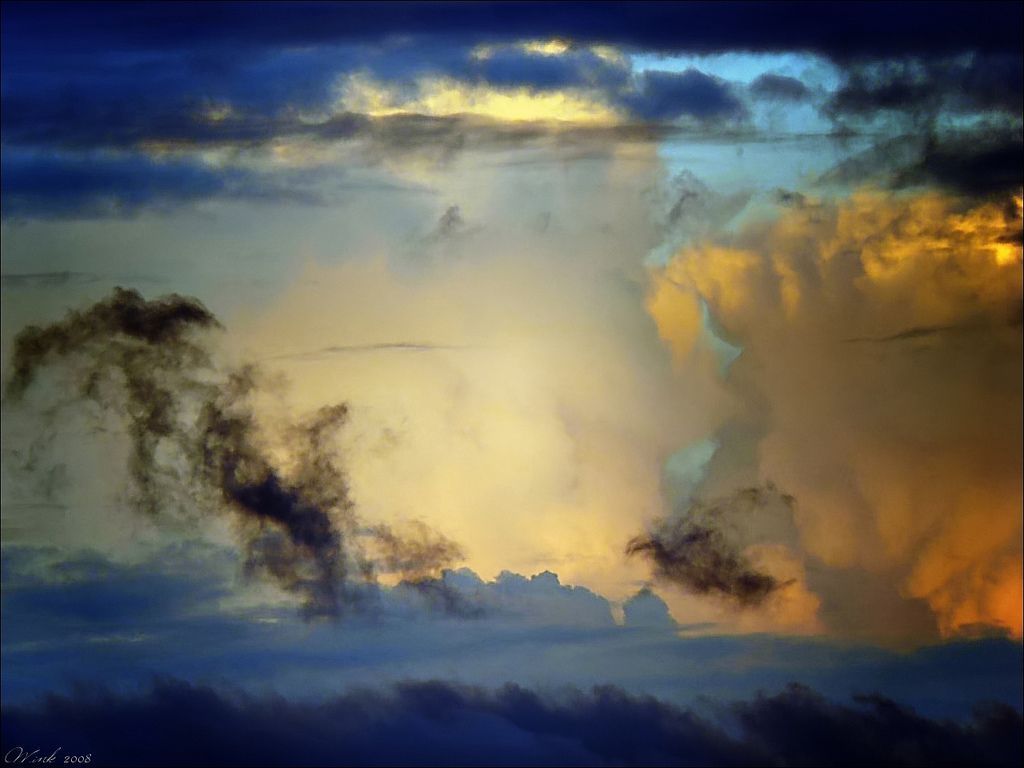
[0,2,1022,766]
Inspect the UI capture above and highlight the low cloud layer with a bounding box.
[4,543,1022,719]
[2,678,1020,767]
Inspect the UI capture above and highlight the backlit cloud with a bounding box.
[648,187,1023,639]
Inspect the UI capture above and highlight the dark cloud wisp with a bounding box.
[626,486,794,608]
[3,288,463,618]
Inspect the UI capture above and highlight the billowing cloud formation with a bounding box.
[3,288,463,617]
[2,678,1020,767]
[621,587,678,630]
[229,151,725,603]
[648,188,1023,638]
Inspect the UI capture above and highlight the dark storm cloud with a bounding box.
[817,130,1024,199]
[749,73,811,101]
[7,3,1014,219]
[893,133,1024,198]
[0,151,331,220]
[626,486,793,607]
[2,679,1020,767]
[0,95,662,155]
[2,289,463,618]
[2,2,1020,217]
[0,117,671,218]
[622,70,746,122]
[801,51,1023,202]
[0,145,443,220]
[3,2,1020,58]
[1,153,235,218]
[825,55,1024,123]
[5,3,1017,154]
[0,544,235,631]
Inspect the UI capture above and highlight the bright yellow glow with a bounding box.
[521,39,572,56]
[590,45,627,65]
[473,38,575,60]
[338,74,622,125]
[470,38,625,66]
[200,102,235,123]
[996,194,1024,266]
[470,43,496,60]
[826,189,1024,279]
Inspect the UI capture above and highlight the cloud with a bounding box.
[627,486,794,608]
[0,112,670,217]
[1,678,1019,767]
[2,1,1018,225]
[647,187,1023,639]
[336,73,624,125]
[622,587,678,630]
[368,520,465,582]
[0,151,336,220]
[825,55,1024,124]
[268,342,468,363]
[3,544,1022,719]
[392,575,487,619]
[2,288,464,618]
[1,272,100,289]
[470,43,631,92]
[892,133,1024,198]
[749,73,811,101]
[621,70,746,122]
[5,285,220,402]
[0,153,234,219]
[812,56,1022,201]
[4,2,1020,59]
[0,544,234,632]
[227,154,725,605]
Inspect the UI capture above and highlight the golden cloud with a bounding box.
[336,73,623,125]
[649,188,1023,640]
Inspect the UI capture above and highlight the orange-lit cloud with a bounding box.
[649,188,1023,640]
